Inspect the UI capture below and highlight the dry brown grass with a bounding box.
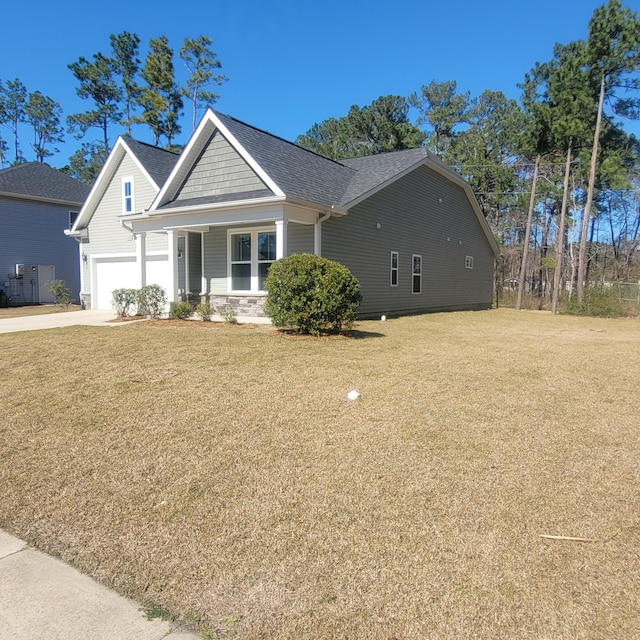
[1,309,639,639]
[0,304,82,319]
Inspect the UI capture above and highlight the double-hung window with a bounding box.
[122,177,134,214]
[412,254,422,294]
[390,251,399,286]
[229,228,276,292]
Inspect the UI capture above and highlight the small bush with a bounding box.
[264,253,361,335]
[112,288,138,317]
[169,301,193,320]
[138,284,167,318]
[565,285,630,318]
[217,304,237,324]
[47,279,73,307]
[195,301,212,321]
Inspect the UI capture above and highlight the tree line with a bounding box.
[0,32,226,181]
[295,0,640,309]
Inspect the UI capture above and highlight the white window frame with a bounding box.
[227,227,276,293]
[122,176,134,214]
[390,251,399,287]
[412,254,422,294]
[68,210,79,230]
[465,255,474,269]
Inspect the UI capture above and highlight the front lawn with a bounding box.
[0,304,82,319]
[1,310,639,639]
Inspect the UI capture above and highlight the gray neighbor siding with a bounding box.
[322,165,495,318]
[0,195,80,303]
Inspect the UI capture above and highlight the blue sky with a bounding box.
[2,0,639,167]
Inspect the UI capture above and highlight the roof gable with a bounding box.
[0,162,90,205]
[72,137,178,232]
[174,129,270,202]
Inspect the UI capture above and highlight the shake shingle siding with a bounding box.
[176,131,267,200]
[322,166,494,317]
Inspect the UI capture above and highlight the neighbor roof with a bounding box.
[0,162,90,205]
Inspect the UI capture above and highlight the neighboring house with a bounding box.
[67,110,499,318]
[0,163,90,307]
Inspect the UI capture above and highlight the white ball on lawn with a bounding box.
[381,315,386,322]
[347,390,361,401]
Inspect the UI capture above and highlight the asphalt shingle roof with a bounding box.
[122,137,180,189]
[0,162,90,204]
[213,111,356,208]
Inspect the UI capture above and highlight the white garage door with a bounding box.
[94,255,170,310]
[95,256,136,310]
[146,255,170,294]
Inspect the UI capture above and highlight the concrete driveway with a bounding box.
[0,310,131,334]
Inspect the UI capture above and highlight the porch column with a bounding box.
[136,232,147,288]
[167,230,180,302]
[200,232,207,295]
[314,220,322,256]
[275,217,288,260]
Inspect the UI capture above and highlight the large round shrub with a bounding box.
[264,254,361,335]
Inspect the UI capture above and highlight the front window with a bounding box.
[258,231,276,290]
[231,233,252,291]
[229,228,276,292]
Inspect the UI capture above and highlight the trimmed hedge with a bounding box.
[264,253,361,335]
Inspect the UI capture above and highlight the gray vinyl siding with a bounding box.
[188,233,202,295]
[322,165,495,317]
[0,195,81,303]
[288,223,314,254]
[85,155,165,256]
[83,155,166,298]
[203,227,227,294]
[176,131,267,200]
[177,236,186,292]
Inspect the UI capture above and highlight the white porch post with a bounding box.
[167,230,180,302]
[200,232,207,296]
[314,220,322,256]
[275,216,288,259]
[136,232,147,288]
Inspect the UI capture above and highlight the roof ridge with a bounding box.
[121,136,181,156]
[212,110,351,169]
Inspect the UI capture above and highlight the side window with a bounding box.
[69,211,79,229]
[122,177,134,214]
[412,254,422,294]
[465,255,474,269]
[390,251,399,286]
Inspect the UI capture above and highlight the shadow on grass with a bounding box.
[342,329,386,339]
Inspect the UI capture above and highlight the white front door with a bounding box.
[37,265,56,304]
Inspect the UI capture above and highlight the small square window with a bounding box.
[465,255,474,269]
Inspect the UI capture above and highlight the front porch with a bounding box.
[129,203,333,317]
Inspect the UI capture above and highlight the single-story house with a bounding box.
[67,109,498,318]
[0,163,90,306]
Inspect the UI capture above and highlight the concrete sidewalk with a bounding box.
[0,310,127,333]
[0,530,199,640]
